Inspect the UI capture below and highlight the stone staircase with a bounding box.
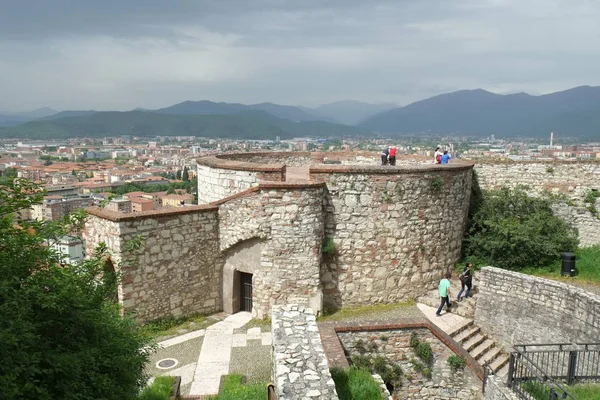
[448,319,510,377]
[417,288,478,319]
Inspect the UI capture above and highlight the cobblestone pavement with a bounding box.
[146,312,273,396]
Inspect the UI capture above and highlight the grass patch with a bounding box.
[569,383,600,400]
[521,246,600,285]
[138,376,174,400]
[140,313,210,339]
[331,366,384,400]
[242,317,271,332]
[207,374,267,400]
[318,300,416,322]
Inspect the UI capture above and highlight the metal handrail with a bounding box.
[267,383,277,400]
[509,348,577,399]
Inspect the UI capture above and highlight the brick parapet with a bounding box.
[86,205,218,222]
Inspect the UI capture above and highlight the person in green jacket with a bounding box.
[436,272,452,316]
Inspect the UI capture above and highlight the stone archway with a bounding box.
[222,238,262,315]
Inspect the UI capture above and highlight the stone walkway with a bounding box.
[148,312,273,397]
[416,303,471,335]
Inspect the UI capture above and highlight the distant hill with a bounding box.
[359,86,600,137]
[37,110,98,121]
[0,114,31,127]
[0,107,59,126]
[156,100,336,123]
[0,110,364,139]
[307,100,399,125]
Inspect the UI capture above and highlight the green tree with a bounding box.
[4,167,18,178]
[176,170,182,180]
[71,169,77,176]
[0,179,152,400]
[182,166,189,182]
[166,187,175,195]
[464,188,578,270]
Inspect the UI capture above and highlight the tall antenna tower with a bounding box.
[550,132,554,147]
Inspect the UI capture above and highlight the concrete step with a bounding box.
[490,354,510,373]
[454,326,481,344]
[470,339,495,360]
[480,347,503,366]
[496,363,510,378]
[463,333,487,352]
[448,319,474,338]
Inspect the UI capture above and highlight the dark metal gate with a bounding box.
[240,272,253,312]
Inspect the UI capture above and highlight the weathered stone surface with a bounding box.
[475,267,600,350]
[272,305,338,400]
[84,210,222,323]
[484,374,519,400]
[338,328,482,400]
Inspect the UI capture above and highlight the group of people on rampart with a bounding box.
[436,263,473,316]
[380,146,452,166]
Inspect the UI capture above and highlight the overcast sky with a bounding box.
[1,0,599,112]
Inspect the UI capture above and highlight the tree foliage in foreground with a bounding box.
[464,187,578,270]
[0,179,152,400]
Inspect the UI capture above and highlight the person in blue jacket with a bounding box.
[441,150,451,164]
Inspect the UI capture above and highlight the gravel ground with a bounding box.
[318,303,427,326]
[146,336,204,377]
[229,344,273,384]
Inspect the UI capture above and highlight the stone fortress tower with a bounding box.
[85,152,474,322]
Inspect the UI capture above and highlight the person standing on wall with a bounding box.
[441,150,451,164]
[434,147,443,164]
[389,146,397,166]
[381,147,389,165]
[457,263,473,301]
[436,272,452,316]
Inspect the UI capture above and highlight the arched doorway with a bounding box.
[223,238,262,315]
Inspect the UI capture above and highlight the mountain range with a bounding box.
[1,86,600,139]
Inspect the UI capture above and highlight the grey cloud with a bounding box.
[0,0,599,111]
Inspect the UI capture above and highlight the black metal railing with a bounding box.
[507,343,600,400]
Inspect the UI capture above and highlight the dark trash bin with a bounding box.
[561,252,576,277]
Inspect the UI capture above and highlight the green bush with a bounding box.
[322,237,338,255]
[331,366,384,400]
[410,358,432,379]
[138,376,174,400]
[409,333,432,364]
[447,355,467,372]
[430,175,443,192]
[0,179,152,400]
[464,188,578,270]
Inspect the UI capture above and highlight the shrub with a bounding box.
[447,355,467,372]
[409,332,432,365]
[0,179,152,400]
[209,374,265,400]
[410,358,432,379]
[464,188,578,270]
[351,354,372,370]
[322,237,338,255]
[430,175,443,192]
[354,339,367,354]
[138,376,174,400]
[546,166,554,174]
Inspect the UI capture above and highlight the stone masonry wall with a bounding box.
[484,375,519,400]
[475,267,600,350]
[475,160,600,247]
[311,165,473,311]
[217,184,325,318]
[84,206,222,323]
[197,164,260,204]
[338,328,482,399]
[271,304,338,400]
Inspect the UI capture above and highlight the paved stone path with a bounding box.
[149,312,273,397]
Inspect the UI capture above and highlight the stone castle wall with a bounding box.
[475,267,600,350]
[475,160,600,246]
[84,206,222,323]
[216,183,325,318]
[310,164,473,310]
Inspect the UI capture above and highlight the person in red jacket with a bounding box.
[389,146,397,166]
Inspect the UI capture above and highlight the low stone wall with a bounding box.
[484,374,519,400]
[553,201,600,247]
[271,305,338,400]
[475,267,600,350]
[84,206,222,323]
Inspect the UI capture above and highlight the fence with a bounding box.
[507,343,600,399]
